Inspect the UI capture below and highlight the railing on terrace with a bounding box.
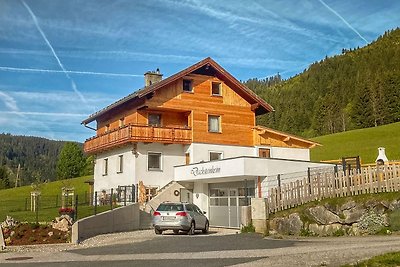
[263,164,400,214]
[84,124,192,153]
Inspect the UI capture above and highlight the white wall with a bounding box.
[193,182,209,216]
[189,143,255,163]
[135,143,187,189]
[94,146,136,193]
[256,146,310,161]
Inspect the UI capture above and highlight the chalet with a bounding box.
[82,57,331,228]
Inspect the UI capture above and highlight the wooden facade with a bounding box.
[83,58,316,154]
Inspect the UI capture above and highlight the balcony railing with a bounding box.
[84,124,192,153]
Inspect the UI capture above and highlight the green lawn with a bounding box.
[0,175,115,222]
[311,122,400,164]
[342,251,400,267]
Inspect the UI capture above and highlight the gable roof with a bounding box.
[82,57,274,125]
[254,125,321,148]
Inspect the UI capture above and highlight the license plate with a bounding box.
[162,216,175,221]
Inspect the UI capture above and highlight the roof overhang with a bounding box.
[174,156,333,183]
[82,57,274,125]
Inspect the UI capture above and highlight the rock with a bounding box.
[1,216,19,229]
[341,201,356,211]
[52,215,73,232]
[308,223,344,236]
[308,206,342,225]
[48,231,54,237]
[10,231,15,237]
[348,223,361,236]
[343,205,366,224]
[324,203,339,215]
[270,213,303,235]
[389,200,400,211]
[372,203,387,214]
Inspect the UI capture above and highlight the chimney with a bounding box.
[144,68,163,87]
[376,147,389,164]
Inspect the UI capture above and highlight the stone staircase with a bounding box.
[139,181,186,229]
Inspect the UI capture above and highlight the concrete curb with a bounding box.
[0,226,5,250]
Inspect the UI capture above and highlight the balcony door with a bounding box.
[148,113,162,127]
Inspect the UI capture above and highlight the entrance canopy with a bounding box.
[174,156,333,183]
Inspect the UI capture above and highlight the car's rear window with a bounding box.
[157,204,184,211]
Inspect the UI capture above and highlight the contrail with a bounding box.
[21,0,88,104]
[318,0,368,44]
[0,66,142,77]
[0,111,87,117]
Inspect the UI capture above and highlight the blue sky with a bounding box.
[0,0,399,142]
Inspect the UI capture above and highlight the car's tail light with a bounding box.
[176,211,188,216]
[153,211,161,216]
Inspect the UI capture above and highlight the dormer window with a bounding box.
[183,79,193,92]
[212,82,222,96]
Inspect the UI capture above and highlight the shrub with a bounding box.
[332,228,346,237]
[389,210,400,232]
[241,223,255,233]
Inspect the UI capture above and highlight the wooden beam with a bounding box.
[251,103,260,111]
[283,136,291,142]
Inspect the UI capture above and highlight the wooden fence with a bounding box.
[266,164,400,213]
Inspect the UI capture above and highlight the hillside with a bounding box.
[310,122,400,163]
[246,28,400,137]
[0,133,80,186]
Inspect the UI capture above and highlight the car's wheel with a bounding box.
[187,221,195,235]
[155,228,163,235]
[202,220,209,234]
[173,230,179,234]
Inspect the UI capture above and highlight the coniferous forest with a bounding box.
[245,28,400,137]
[0,134,88,188]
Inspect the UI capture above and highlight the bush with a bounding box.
[333,228,346,237]
[241,223,255,233]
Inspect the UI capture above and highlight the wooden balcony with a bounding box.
[84,124,192,154]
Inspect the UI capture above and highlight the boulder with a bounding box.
[270,213,303,235]
[343,205,366,224]
[340,201,356,211]
[52,215,73,232]
[308,223,344,236]
[308,206,342,225]
[389,200,400,211]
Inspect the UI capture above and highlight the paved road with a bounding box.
[1,230,400,266]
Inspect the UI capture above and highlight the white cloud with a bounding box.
[0,91,19,112]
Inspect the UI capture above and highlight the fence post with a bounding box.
[25,198,28,211]
[75,195,79,221]
[35,195,39,225]
[85,191,88,205]
[55,195,58,208]
[110,188,114,210]
[124,187,127,206]
[94,191,97,215]
[307,168,311,195]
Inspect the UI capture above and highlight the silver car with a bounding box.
[152,202,209,235]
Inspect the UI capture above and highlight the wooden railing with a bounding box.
[84,124,192,153]
[266,164,400,213]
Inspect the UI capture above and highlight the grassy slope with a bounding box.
[0,175,112,222]
[310,122,400,164]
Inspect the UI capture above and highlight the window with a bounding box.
[209,151,223,161]
[148,114,161,127]
[183,79,193,92]
[208,115,221,133]
[117,155,123,173]
[119,118,125,127]
[105,124,110,132]
[103,158,108,175]
[148,152,162,171]
[211,82,222,96]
